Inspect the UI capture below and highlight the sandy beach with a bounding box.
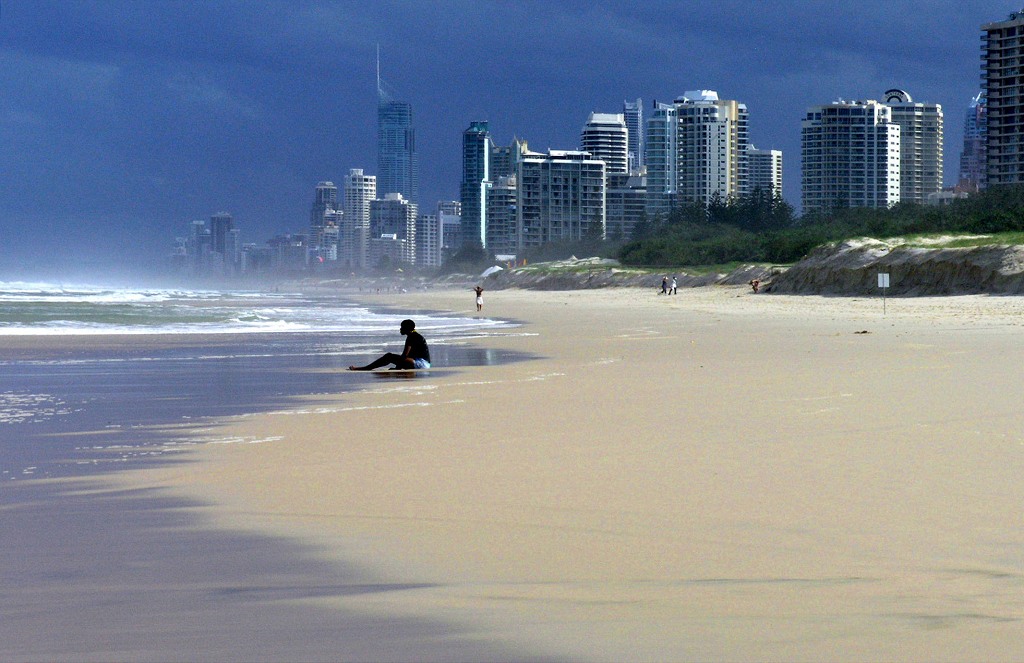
[117,286,1024,661]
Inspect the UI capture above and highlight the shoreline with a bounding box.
[111,286,1024,661]
[1,303,538,662]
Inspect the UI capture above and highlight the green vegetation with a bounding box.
[434,186,1024,277]
[619,185,1024,268]
[897,231,1024,248]
[519,236,623,265]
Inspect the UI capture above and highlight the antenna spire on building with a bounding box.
[376,44,392,103]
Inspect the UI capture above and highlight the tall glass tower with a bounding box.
[377,57,418,203]
[460,121,492,249]
[623,98,644,173]
[209,212,234,257]
[959,92,987,191]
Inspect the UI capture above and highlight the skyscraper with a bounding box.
[377,59,418,202]
[207,212,238,275]
[644,91,749,216]
[623,98,644,173]
[460,121,492,249]
[982,11,1024,186]
[645,102,678,216]
[486,175,518,257]
[311,181,337,227]
[309,181,338,263]
[883,89,943,203]
[209,212,233,257]
[416,212,441,267]
[606,172,647,240]
[437,201,462,262]
[369,193,417,266]
[188,219,211,274]
[581,113,628,175]
[747,146,783,197]
[516,149,606,251]
[342,169,376,268]
[801,99,901,213]
[491,142,516,180]
[959,92,987,191]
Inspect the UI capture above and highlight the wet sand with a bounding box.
[1,332,536,662]
[112,286,1024,661]
[2,479,534,662]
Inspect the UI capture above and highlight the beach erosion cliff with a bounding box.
[483,257,774,291]
[764,238,1024,296]
[480,240,1024,296]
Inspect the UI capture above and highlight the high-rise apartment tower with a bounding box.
[883,89,943,203]
[982,11,1024,185]
[516,149,606,251]
[209,212,234,257]
[581,113,628,175]
[342,169,376,268]
[747,147,783,197]
[369,193,417,265]
[460,121,492,248]
[801,99,901,213]
[486,175,518,257]
[309,182,338,263]
[645,91,749,216]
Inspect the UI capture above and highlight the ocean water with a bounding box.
[0,281,538,661]
[0,281,521,482]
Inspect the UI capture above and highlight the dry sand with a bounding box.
[119,286,1024,661]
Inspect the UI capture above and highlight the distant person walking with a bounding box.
[660,277,668,295]
[671,276,678,295]
[348,319,430,371]
[474,286,484,311]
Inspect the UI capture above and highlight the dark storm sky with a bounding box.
[0,0,1005,278]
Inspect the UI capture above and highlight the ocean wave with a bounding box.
[0,284,515,337]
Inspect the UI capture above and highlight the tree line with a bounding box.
[619,185,1024,268]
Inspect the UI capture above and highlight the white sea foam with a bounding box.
[0,391,71,423]
[0,282,515,337]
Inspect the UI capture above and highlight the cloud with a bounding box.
[166,73,261,120]
[0,51,121,121]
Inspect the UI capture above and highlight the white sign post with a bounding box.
[878,272,890,315]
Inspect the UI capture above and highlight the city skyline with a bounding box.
[0,0,1000,277]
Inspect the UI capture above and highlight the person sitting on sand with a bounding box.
[348,319,431,371]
